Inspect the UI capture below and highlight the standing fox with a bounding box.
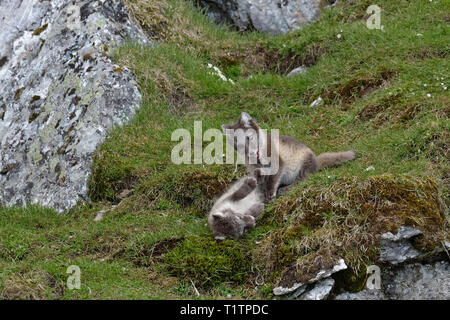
[222,112,356,202]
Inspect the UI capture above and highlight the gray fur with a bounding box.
[208,174,265,239]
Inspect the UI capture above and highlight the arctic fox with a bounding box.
[208,170,265,240]
[222,112,356,202]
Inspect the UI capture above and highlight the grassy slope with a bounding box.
[0,0,449,299]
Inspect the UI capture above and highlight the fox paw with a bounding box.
[244,177,257,189]
[253,168,264,184]
[264,190,276,203]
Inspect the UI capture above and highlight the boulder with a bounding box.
[335,260,450,300]
[0,0,147,212]
[197,0,326,34]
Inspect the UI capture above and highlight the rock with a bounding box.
[382,261,450,300]
[380,226,423,264]
[299,278,335,300]
[335,260,450,300]
[197,0,325,35]
[94,210,105,222]
[207,63,235,84]
[117,189,132,200]
[309,96,323,108]
[334,289,386,300]
[286,66,308,77]
[273,258,347,296]
[273,282,305,297]
[0,0,147,212]
[445,241,450,251]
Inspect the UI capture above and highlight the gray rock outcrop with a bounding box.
[197,0,325,34]
[271,226,449,300]
[273,258,347,298]
[335,261,450,300]
[299,278,335,300]
[335,226,450,300]
[379,226,423,264]
[0,0,147,212]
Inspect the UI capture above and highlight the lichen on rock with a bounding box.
[0,0,148,212]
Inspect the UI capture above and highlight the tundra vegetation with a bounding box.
[0,0,448,299]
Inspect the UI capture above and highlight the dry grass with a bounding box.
[1,271,64,300]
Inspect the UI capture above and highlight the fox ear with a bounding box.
[240,112,252,126]
[212,212,224,219]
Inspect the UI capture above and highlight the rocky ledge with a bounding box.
[0,0,147,211]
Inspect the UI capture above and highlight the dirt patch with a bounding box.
[0,56,7,68]
[126,237,185,267]
[409,47,449,61]
[213,42,327,76]
[357,93,401,121]
[325,68,397,107]
[168,86,193,114]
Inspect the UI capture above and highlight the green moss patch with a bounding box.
[164,237,254,288]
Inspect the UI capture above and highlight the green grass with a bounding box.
[1,0,449,299]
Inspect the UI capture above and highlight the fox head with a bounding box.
[221,112,263,164]
[208,209,255,240]
[222,112,279,174]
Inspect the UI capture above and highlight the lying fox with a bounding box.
[208,169,265,240]
[222,112,356,203]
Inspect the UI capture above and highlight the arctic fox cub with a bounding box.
[208,170,265,239]
[222,112,356,202]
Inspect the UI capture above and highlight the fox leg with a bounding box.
[261,171,282,203]
[229,177,257,201]
[247,202,265,218]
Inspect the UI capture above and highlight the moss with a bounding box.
[28,112,39,123]
[0,56,8,68]
[82,52,95,62]
[125,0,170,40]
[164,237,254,288]
[30,95,41,103]
[32,24,48,36]
[14,87,25,101]
[332,264,368,294]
